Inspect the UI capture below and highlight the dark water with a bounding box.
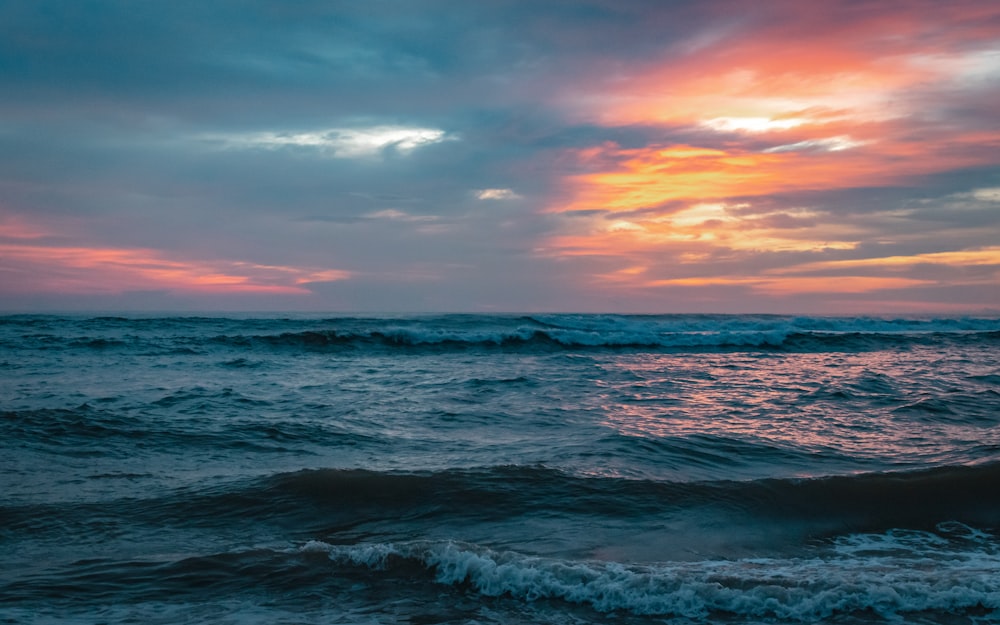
[2,313,999,624]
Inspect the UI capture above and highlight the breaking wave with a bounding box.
[308,530,1000,621]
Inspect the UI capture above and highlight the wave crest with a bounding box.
[310,536,1000,620]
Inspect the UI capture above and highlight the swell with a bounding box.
[255,462,1000,534]
[7,463,1000,541]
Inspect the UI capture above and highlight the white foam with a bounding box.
[316,537,1000,620]
[832,524,999,560]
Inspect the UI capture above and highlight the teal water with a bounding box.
[2,314,999,623]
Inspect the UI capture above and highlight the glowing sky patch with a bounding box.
[702,117,806,133]
[211,126,451,158]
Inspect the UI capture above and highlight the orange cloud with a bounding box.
[553,90,1000,216]
[0,243,350,296]
[570,1,1000,129]
[558,241,999,306]
[540,2,1000,305]
[612,275,932,297]
[767,247,1000,274]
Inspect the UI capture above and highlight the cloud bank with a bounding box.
[1,0,998,312]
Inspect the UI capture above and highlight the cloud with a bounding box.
[526,0,1000,310]
[763,136,866,153]
[0,0,997,313]
[968,187,1000,203]
[475,188,522,200]
[206,125,452,158]
[703,117,806,133]
[363,209,437,221]
[0,243,350,297]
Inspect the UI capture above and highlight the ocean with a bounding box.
[1,313,999,624]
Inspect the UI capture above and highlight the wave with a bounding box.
[4,314,999,353]
[209,328,994,354]
[306,531,1000,621]
[5,464,998,623]
[9,463,997,542]
[205,314,1000,352]
[262,462,1000,533]
[6,528,997,622]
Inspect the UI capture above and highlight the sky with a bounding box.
[1,0,999,314]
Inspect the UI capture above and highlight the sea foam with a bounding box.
[308,537,1000,621]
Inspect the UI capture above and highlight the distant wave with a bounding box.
[215,314,1000,352]
[4,313,999,353]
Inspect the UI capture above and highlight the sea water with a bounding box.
[1,313,999,624]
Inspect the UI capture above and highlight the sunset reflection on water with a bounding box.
[593,346,998,476]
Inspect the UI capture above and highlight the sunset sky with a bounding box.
[2,0,998,313]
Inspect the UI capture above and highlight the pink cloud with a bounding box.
[0,243,350,296]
